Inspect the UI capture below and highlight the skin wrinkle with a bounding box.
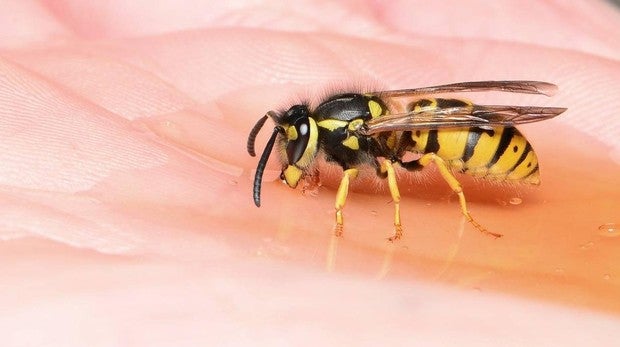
[0,1,619,346]
[0,58,170,192]
[6,47,199,121]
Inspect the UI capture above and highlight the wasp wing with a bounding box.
[371,81,559,98]
[361,105,567,135]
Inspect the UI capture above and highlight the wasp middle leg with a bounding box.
[334,168,359,237]
[380,160,403,241]
[400,153,502,238]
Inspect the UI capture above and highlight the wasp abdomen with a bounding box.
[408,126,539,184]
[404,98,540,184]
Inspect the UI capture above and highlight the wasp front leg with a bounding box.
[334,168,359,237]
[380,160,403,241]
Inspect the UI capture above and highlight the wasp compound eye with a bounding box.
[286,117,310,165]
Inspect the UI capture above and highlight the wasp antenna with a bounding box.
[247,115,269,157]
[266,110,279,121]
[253,126,281,207]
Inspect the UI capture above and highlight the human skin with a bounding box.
[1,0,620,346]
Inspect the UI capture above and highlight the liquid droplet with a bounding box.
[603,274,611,281]
[301,177,321,197]
[302,187,320,197]
[509,197,523,205]
[370,210,378,216]
[598,223,619,237]
[580,241,594,250]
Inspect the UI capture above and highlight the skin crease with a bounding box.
[1,0,620,345]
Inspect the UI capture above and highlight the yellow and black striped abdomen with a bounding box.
[405,98,540,185]
[409,127,540,185]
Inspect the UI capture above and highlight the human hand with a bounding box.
[2,1,619,345]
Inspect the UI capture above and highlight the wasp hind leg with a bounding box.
[334,168,359,237]
[380,160,403,241]
[400,153,502,238]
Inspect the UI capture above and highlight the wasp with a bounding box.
[247,81,566,240]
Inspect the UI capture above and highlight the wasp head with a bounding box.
[247,104,319,207]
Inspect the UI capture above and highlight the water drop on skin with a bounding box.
[603,274,611,281]
[509,197,523,205]
[598,223,619,237]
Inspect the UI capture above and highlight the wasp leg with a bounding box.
[334,168,359,237]
[380,160,403,241]
[400,154,502,238]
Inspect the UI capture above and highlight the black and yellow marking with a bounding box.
[317,119,348,131]
[507,146,540,183]
[405,120,540,182]
[368,99,384,118]
[341,135,360,150]
[249,81,565,241]
[462,127,493,163]
[411,98,437,113]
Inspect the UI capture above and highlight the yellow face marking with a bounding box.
[318,119,347,131]
[342,136,360,150]
[368,100,383,118]
[283,165,303,188]
[286,126,298,141]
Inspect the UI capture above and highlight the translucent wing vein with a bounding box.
[362,105,567,135]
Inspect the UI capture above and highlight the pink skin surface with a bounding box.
[1,0,620,345]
